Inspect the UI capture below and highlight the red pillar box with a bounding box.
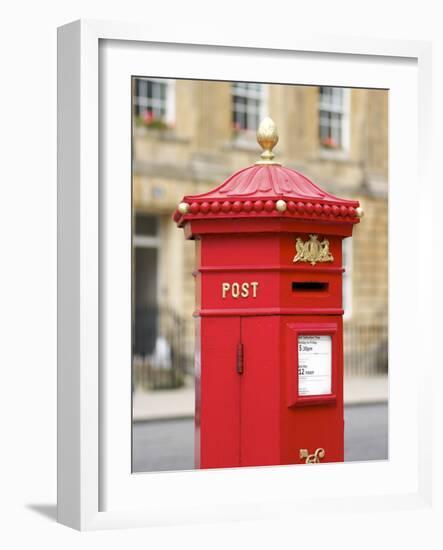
[173,118,363,469]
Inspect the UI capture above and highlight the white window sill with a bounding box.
[133,125,189,143]
[226,132,259,152]
[317,147,350,162]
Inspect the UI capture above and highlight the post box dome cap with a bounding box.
[174,118,360,225]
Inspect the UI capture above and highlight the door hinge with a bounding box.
[236,342,244,375]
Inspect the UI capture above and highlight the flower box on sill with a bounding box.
[320,136,340,149]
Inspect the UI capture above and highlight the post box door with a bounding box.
[198,315,279,468]
[239,316,281,467]
[198,316,242,469]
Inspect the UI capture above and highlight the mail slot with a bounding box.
[174,118,362,468]
[292,281,329,292]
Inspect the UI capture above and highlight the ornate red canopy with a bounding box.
[173,117,362,226]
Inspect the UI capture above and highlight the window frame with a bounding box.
[133,77,176,125]
[231,81,268,135]
[318,86,351,152]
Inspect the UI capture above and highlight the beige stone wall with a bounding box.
[352,196,388,321]
[132,80,388,352]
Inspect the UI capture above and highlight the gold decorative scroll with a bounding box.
[299,448,325,464]
[293,234,334,266]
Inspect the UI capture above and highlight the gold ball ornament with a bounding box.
[178,202,190,215]
[276,199,287,212]
[355,207,364,218]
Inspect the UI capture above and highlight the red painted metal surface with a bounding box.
[174,163,360,227]
[176,160,358,469]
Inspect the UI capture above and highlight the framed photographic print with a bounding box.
[57,19,434,530]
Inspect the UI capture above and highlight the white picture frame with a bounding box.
[57,19,435,531]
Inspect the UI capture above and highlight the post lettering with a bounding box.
[222,282,230,298]
[241,282,249,297]
[221,281,259,299]
[250,281,259,298]
[232,282,240,298]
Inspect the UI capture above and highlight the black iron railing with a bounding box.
[344,315,388,377]
[133,306,193,390]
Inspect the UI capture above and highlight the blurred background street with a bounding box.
[132,375,388,471]
[133,402,388,472]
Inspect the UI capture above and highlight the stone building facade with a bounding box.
[132,79,388,380]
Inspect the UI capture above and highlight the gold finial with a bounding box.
[256,117,279,165]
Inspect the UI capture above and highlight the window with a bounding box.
[133,78,175,126]
[342,238,353,319]
[318,87,350,150]
[232,82,267,133]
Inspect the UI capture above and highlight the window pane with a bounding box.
[319,87,346,148]
[231,82,264,132]
[134,79,169,122]
[238,111,246,130]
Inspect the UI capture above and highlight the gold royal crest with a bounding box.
[293,234,334,266]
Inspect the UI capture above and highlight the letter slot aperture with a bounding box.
[292,281,329,292]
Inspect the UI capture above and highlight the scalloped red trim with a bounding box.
[172,199,359,223]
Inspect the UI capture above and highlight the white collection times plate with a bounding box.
[298,335,332,396]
